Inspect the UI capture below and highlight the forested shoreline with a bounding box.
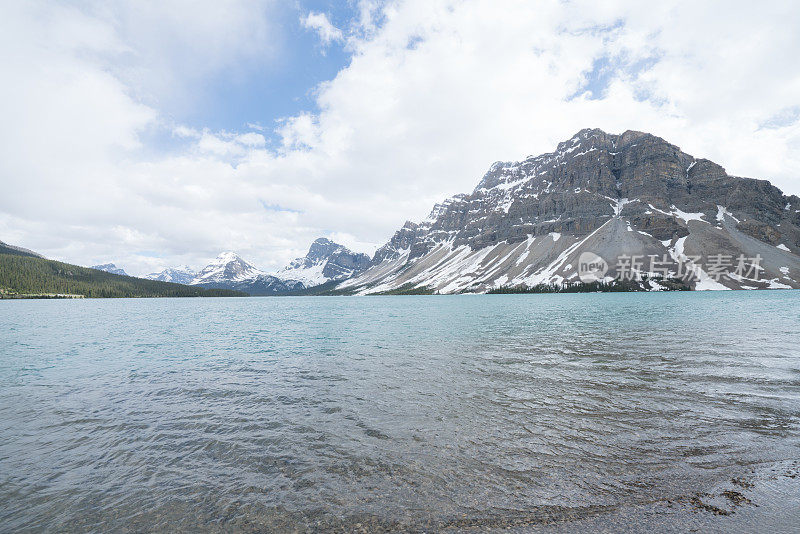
[0,254,245,298]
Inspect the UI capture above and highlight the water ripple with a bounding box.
[0,292,799,531]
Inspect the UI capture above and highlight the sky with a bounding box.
[1,0,799,276]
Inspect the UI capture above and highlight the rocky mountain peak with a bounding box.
[192,251,263,284]
[278,238,370,286]
[306,238,345,264]
[339,128,800,294]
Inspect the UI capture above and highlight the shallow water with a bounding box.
[1,292,799,532]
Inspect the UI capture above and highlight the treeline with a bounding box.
[0,254,245,298]
[487,277,692,294]
[371,283,436,295]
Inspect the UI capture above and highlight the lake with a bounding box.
[1,292,799,532]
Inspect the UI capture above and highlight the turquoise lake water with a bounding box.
[1,292,799,531]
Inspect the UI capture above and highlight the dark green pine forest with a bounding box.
[0,252,245,298]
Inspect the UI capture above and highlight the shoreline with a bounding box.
[265,459,800,533]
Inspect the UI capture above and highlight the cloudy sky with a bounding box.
[1,0,799,276]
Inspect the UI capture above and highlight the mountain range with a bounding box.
[143,238,371,295]
[8,128,799,296]
[183,251,302,296]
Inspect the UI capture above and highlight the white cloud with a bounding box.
[1,0,800,277]
[301,12,344,46]
[194,129,267,156]
[93,0,280,115]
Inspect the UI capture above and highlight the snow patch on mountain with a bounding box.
[277,260,328,286]
[670,206,707,225]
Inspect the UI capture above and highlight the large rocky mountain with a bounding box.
[277,238,370,286]
[339,128,800,293]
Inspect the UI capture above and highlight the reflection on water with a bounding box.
[1,292,799,531]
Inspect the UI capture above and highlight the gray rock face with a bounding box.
[322,248,371,281]
[278,238,370,286]
[342,128,800,293]
[91,263,128,276]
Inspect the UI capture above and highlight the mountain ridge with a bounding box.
[7,129,799,295]
[338,128,800,293]
[186,251,302,296]
[156,238,371,296]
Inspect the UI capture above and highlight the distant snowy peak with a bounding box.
[146,266,196,284]
[191,251,263,285]
[91,263,128,276]
[277,238,370,286]
[186,251,305,295]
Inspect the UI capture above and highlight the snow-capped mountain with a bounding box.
[277,238,370,286]
[152,241,368,295]
[338,128,800,294]
[189,251,303,295]
[145,266,196,284]
[190,251,263,285]
[91,263,128,276]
